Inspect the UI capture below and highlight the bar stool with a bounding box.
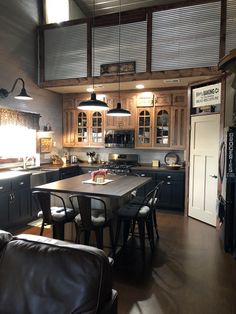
[130,181,164,239]
[114,181,164,259]
[32,191,76,240]
[69,194,115,254]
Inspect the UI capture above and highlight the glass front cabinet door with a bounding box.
[76,111,89,146]
[90,111,104,146]
[154,107,170,147]
[136,108,153,148]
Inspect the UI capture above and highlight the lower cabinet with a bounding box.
[0,174,31,230]
[131,170,156,196]
[156,171,185,211]
[130,169,185,211]
[59,166,80,179]
[80,167,96,174]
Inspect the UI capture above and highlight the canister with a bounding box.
[152,160,160,167]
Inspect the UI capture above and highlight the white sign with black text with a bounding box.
[192,83,221,108]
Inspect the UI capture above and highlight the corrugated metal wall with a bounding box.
[42,1,227,80]
[152,2,221,71]
[93,21,147,76]
[226,0,236,54]
[44,23,87,80]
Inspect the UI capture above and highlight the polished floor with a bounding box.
[15,212,236,314]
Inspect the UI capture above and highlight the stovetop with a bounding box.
[99,154,139,174]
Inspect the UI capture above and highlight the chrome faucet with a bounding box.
[23,156,35,169]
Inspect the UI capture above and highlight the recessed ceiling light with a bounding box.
[136,84,144,89]
[87,87,94,92]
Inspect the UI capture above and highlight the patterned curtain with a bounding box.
[0,107,40,130]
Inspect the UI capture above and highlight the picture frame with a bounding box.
[40,137,52,153]
[100,61,136,76]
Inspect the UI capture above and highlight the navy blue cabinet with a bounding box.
[59,166,80,179]
[131,169,185,211]
[156,171,185,211]
[0,174,31,230]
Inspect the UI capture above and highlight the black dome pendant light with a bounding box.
[107,0,131,117]
[77,0,108,111]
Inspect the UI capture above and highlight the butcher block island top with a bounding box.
[33,173,151,198]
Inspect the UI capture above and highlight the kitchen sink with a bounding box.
[30,172,47,188]
[9,167,59,188]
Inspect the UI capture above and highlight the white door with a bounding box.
[189,114,220,226]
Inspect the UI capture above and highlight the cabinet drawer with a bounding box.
[12,175,30,190]
[59,167,80,179]
[0,180,11,193]
[156,172,184,181]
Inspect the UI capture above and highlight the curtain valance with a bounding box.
[0,107,40,130]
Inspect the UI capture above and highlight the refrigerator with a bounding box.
[219,126,236,258]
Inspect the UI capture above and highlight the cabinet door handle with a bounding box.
[19,181,24,185]
[167,182,171,185]
[167,175,171,179]
[210,175,217,179]
[0,186,3,190]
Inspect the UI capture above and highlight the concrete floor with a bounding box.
[16,211,236,314]
[113,212,236,314]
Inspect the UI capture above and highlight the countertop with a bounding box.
[40,162,185,172]
[33,173,151,198]
[78,162,185,172]
[0,162,185,179]
[0,171,32,180]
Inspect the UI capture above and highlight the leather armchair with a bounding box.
[0,230,117,314]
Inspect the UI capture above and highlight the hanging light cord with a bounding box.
[118,0,121,102]
[92,0,95,91]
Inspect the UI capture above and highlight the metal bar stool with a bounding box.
[32,191,76,240]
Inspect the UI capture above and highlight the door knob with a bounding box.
[210,175,217,178]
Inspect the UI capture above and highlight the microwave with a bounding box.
[105,129,135,148]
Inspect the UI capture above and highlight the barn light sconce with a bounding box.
[0,77,32,100]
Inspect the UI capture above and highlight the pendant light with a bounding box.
[77,0,108,111]
[107,0,131,117]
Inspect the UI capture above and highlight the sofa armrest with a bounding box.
[0,230,13,250]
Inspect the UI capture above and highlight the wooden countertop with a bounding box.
[33,173,151,198]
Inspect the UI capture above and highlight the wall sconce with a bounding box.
[0,77,32,100]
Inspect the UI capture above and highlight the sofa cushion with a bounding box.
[0,234,115,314]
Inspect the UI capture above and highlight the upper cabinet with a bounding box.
[136,90,187,150]
[106,93,136,129]
[63,89,187,149]
[63,94,105,148]
[153,107,170,148]
[136,108,153,148]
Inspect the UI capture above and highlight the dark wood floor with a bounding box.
[14,212,236,314]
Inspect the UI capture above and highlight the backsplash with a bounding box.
[65,147,184,165]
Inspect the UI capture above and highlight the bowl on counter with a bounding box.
[165,164,182,170]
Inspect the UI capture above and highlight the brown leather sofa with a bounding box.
[0,230,118,314]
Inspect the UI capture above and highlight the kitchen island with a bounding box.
[33,173,151,242]
[33,173,151,199]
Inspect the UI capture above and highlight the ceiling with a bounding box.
[74,0,188,17]
[46,76,212,94]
